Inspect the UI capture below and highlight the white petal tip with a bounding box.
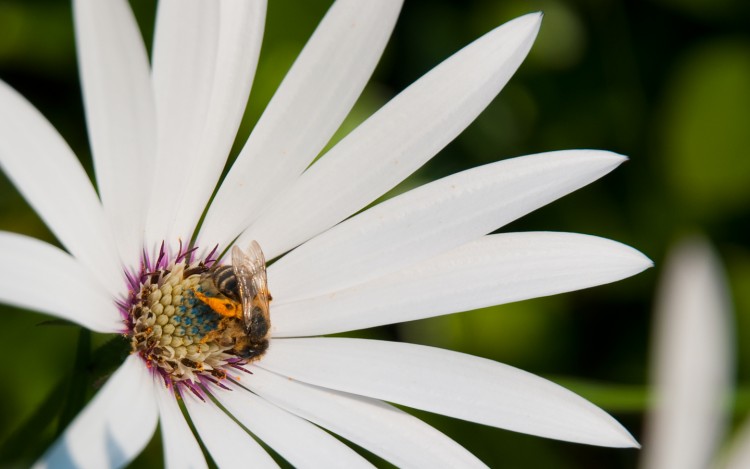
[516,11,543,21]
[574,234,653,283]
[508,12,543,36]
[611,151,629,163]
[625,247,654,272]
[621,435,642,449]
[577,150,629,178]
[543,149,628,173]
[575,149,629,165]
[606,241,654,278]
[591,419,641,449]
[616,427,641,449]
[596,150,629,165]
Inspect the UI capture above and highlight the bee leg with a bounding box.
[199,329,222,344]
[192,289,242,319]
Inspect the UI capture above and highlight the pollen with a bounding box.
[192,290,241,318]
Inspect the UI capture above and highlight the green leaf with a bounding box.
[89,336,131,390]
[56,329,91,436]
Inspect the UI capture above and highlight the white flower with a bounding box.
[0,0,651,467]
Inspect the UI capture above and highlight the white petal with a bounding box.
[640,237,732,469]
[212,380,370,468]
[73,0,155,262]
[146,1,264,244]
[242,366,487,468]
[0,80,123,296]
[164,1,266,246]
[182,390,278,469]
[0,232,121,332]
[269,150,625,302]
[155,381,207,469]
[260,338,638,448]
[34,356,158,469]
[240,13,542,259]
[145,1,217,245]
[199,0,403,249]
[272,232,652,337]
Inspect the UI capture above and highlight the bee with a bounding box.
[192,241,271,361]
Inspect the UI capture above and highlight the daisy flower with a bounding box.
[0,0,651,467]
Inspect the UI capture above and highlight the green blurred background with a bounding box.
[1,0,749,467]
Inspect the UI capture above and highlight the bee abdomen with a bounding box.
[211,265,239,301]
[247,307,269,339]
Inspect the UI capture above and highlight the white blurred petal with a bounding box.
[0,232,120,332]
[155,382,207,469]
[0,80,123,296]
[213,380,371,468]
[182,390,278,469]
[240,13,542,259]
[243,366,487,468]
[73,0,155,263]
[146,1,264,244]
[269,150,625,302]
[200,0,403,249]
[272,232,652,337]
[33,356,158,469]
[641,237,732,469]
[260,338,638,448]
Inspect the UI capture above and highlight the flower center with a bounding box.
[121,243,268,387]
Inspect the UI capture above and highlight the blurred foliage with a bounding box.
[1,0,749,468]
[660,40,750,220]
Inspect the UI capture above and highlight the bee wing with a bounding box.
[231,242,270,332]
